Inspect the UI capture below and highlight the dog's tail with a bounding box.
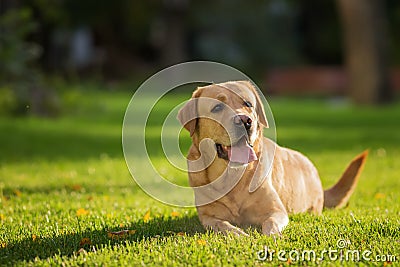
[323,150,368,209]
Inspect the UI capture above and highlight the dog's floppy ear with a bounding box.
[247,82,268,128]
[177,88,203,136]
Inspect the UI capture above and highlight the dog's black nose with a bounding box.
[234,114,252,130]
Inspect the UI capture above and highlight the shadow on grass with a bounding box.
[0,121,123,163]
[1,183,141,198]
[0,215,204,265]
[2,97,400,163]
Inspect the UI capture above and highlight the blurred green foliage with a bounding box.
[0,7,59,116]
[0,0,399,115]
[0,8,37,115]
[0,8,39,78]
[3,1,400,77]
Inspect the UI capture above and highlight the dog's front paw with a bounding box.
[226,226,249,237]
[207,220,249,236]
[262,214,288,236]
[262,221,282,236]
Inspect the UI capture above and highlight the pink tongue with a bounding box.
[227,139,258,164]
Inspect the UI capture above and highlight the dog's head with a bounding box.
[178,81,268,165]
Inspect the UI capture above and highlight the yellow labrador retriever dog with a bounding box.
[177,81,367,236]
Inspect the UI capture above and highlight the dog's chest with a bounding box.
[216,190,267,226]
[215,174,266,226]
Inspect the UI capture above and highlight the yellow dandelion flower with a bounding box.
[374,193,386,199]
[76,208,89,216]
[170,211,180,217]
[143,210,150,223]
[197,239,207,245]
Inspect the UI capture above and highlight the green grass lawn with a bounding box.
[0,88,399,266]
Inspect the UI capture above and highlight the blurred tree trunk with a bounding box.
[160,0,188,66]
[337,0,392,104]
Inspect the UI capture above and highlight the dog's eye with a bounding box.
[211,103,224,113]
[244,100,253,108]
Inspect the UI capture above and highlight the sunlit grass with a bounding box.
[0,89,399,266]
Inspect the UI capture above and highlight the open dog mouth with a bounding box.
[215,137,257,164]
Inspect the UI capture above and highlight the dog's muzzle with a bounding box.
[234,114,252,131]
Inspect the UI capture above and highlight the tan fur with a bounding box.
[178,81,368,236]
[324,150,368,208]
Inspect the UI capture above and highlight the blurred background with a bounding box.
[0,0,400,116]
[2,2,400,263]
